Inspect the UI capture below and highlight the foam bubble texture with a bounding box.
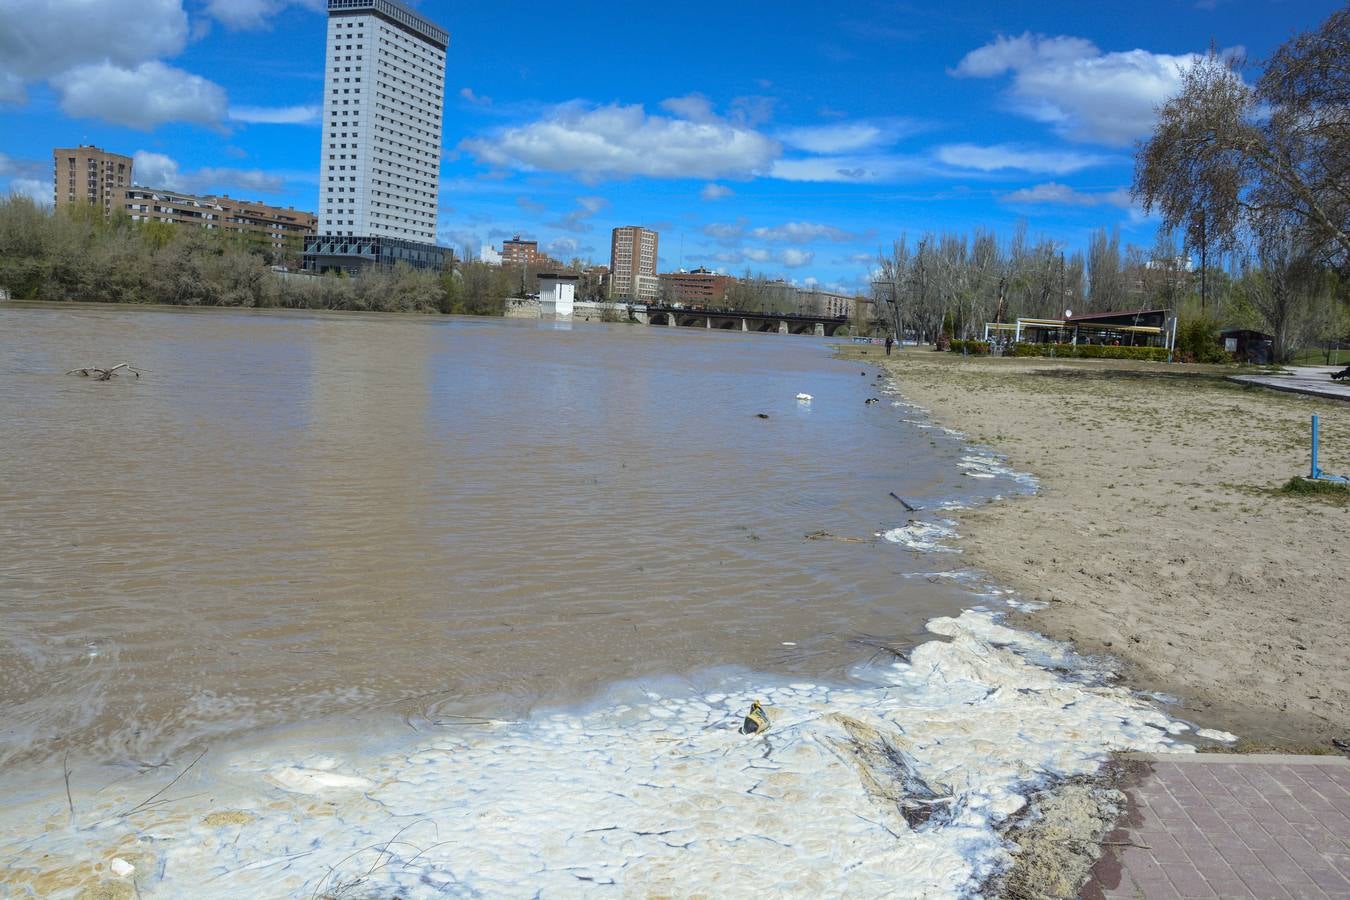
[1,609,1192,898]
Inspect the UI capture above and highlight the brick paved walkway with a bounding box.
[1084,753,1350,899]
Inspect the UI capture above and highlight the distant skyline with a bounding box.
[0,0,1342,293]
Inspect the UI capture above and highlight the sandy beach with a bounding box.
[849,347,1349,752]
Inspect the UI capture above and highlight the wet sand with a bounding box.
[857,347,1350,751]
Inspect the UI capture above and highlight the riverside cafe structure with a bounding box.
[982,308,1176,351]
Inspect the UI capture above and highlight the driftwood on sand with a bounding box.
[66,363,142,381]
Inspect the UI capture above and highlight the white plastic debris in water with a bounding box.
[1,609,1199,899]
[796,393,813,401]
[110,858,135,878]
[1196,728,1239,743]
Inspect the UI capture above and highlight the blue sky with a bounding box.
[0,0,1340,292]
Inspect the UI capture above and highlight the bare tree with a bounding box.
[1135,8,1350,274]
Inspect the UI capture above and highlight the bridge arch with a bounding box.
[649,311,673,326]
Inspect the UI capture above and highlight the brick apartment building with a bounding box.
[610,225,659,301]
[501,235,544,265]
[124,188,317,262]
[53,145,133,217]
[657,267,732,307]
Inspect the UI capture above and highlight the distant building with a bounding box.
[480,243,503,265]
[304,0,450,274]
[502,235,543,266]
[658,267,732,307]
[610,225,659,301]
[53,145,133,217]
[125,188,317,263]
[797,289,855,318]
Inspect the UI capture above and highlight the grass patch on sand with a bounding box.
[1278,476,1350,505]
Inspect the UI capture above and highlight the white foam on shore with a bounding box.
[0,608,1194,898]
[883,519,961,552]
[958,454,1035,487]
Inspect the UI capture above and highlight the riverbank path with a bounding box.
[1084,752,1350,899]
[1229,367,1350,402]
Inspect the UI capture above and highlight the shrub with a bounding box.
[949,339,991,355]
[1175,316,1230,363]
[1009,343,1172,362]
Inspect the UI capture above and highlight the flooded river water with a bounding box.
[1,304,989,770]
[0,304,1191,897]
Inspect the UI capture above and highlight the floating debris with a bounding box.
[740,701,770,735]
[796,393,813,402]
[65,363,142,381]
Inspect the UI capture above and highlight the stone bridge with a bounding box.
[635,305,851,337]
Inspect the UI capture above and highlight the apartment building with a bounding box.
[305,0,450,273]
[124,188,317,261]
[53,146,133,217]
[610,225,659,301]
[501,235,543,265]
[657,267,732,307]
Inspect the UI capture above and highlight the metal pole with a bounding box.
[1311,414,1320,479]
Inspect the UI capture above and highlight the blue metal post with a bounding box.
[1311,414,1320,479]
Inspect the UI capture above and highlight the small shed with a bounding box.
[538,274,579,319]
[1219,329,1274,364]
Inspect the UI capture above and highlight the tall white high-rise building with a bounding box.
[305,0,450,273]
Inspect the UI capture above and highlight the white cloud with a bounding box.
[0,0,215,126]
[6,178,51,205]
[203,0,324,30]
[935,143,1110,174]
[229,104,321,125]
[660,93,718,123]
[952,33,1205,146]
[780,249,814,268]
[461,100,780,181]
[700,183,734,201]
[703,221,747,241]
[1002,182,1133,208]
[750,222,859,243]
[0,0,187,89]
[781,122,886,154]
[547,195,609,233]
[768,154,931,183]
[0,72,25,104]
[0,153,47,180]
[132,150,284,195]
[745,248,773,263]
[460,87,492,106]
[779,119,924,154]
[55,61,228,130]
[133,151,182,189]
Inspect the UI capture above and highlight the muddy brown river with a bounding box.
[0,304,1001,772]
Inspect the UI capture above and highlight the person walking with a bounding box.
[885,334,894,356]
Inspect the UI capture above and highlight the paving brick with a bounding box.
[1293,822,1349,852]
[1085,759,1350,900]
[1231,863,1293,899]
[1167,865,1218,898]
[1308,867,1350,892]
[1213,838,1264,869]
[1140,831,1190,862]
